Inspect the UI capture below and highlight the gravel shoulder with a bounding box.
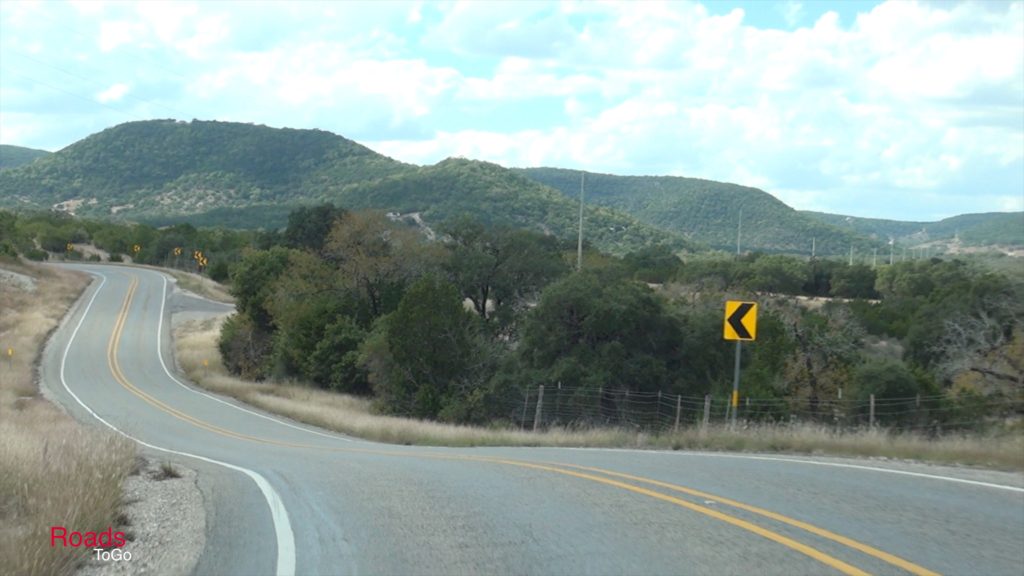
[77,460,205,576]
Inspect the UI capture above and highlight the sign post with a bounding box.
[724,301,757,427]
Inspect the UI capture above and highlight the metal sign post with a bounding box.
[723,301,757,428]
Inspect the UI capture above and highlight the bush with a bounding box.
[207,260,230,283]
[23,248,48,261]
[218,314,272,380]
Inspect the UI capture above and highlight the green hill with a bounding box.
[0,119,410,220]
[0,120,685,253]
[332,158,691,254]
[803,211,1024,247]
[0,145,51,170]
[516,167,882,255]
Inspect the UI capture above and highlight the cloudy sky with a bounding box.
[1,1,1021,221]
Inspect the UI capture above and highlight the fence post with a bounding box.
[869,393,875,428]
[702,394,711,435]
[556,381,563,424]
[674,394,682,433]
[520,389,529,430]
[533,384,545,432]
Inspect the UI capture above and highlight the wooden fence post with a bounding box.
[533,384,545,432]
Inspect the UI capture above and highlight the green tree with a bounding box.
[830,264,878,299]
[323,211,442,319]
[622,244,681,283]
[443,217,567,321]
[363,276,494,421]
[284,203,346,252]
[519,271,686,398]
[230,247,293,330]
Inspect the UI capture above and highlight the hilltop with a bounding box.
[0,144,51,170]
[2,119,1016,255]
[802,211,1024,248]
[515,167,881,255]
[0,120,684,254]
[333,158,692,253]
[0,119,409,221]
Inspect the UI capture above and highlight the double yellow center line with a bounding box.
[104,274,940,576]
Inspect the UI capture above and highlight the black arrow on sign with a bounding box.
[728,302,754,340]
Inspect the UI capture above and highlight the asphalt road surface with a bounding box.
[42,265,1024,576]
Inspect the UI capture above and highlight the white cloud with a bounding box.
[1,0,1021,220]
[96,83,130,103]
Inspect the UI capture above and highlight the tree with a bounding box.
[830,264,878,299]
[229,247,293,330]
[284,203,346,253]
[266,250,359,382]
[307,316,369,394]
[744,254,808,295]
[622,245,681,283]
[323,211,442,320]
[777,303,865,417]
[443,218,567,321]
[519,271,686,397]
[363,276,495,421]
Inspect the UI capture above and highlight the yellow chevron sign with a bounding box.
[724,301,757,341]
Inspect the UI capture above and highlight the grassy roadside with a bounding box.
[0,259,135,576]
[175,314,1024,471]
[161,268,234,304]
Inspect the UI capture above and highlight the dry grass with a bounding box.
[0,259,136,575]
[162,268,234,304]
[175,315,1024,470]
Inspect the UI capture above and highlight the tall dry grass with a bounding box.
[0,260,135,575]
[175,315,1024,470]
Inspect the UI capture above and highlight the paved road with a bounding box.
[43,265,1024,576]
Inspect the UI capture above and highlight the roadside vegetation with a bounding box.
[177,316,1023,469]
[3,205,1021,471]
[0,258,134,576]
[169,203,1022,469]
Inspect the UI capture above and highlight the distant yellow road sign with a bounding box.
[66,243,74,252]
[6,347,12,357]
[724,301,757,341]
[173,247,182,256]
[132,244,141,254]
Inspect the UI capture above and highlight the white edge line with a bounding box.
[551,447,1024,493]
[57,270,297,576]
[155,272,353,443]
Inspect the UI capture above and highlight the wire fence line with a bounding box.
[510,384,1024,434]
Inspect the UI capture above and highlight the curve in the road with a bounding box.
[58,270,297,576]
[92,268,945,576]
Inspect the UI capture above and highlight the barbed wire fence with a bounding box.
[509,384,1024,435]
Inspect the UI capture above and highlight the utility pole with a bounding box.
[811,237,816,260]
[736,208,743,256]
[577,171,584,271]
[849,244,854,266]
[889,240,894,265]
[872,248,878,268]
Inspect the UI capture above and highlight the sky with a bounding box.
[0,1,1021,222]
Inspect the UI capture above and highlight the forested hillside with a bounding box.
[0,121,685,254]
[3,119,1011,256]
[0,119,410,220]
[0,144,51,170]
[804,211,1024,247]
[333,158,692,254]
[517,167,881,255]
